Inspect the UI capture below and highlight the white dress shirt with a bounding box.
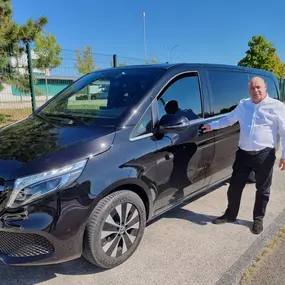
[209,95,285,159]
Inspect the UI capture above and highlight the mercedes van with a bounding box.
[0,63,280,269]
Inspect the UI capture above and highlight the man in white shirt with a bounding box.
[202,76,285,234]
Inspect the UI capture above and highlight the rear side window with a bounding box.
[207,70,249,116]
[248,73,279,99]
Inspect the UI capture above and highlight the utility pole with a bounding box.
[143,12,147,62]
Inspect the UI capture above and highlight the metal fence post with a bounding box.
[279,78,285,103]
[26,42,36,112]
[113,54,117,67]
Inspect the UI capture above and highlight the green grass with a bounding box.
[0,114,10,124]
[0,102,107,128]
[0,108,32,127]
[239,226,285,285]
[67,104,104,110]
[67,99,107,110]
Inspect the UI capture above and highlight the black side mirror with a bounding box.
[156,114,191,133]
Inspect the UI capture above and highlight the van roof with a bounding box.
[110,63,275,77]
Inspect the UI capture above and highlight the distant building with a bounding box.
[9,49,50,77]
[0,74,77,102]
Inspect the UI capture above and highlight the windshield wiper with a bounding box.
[43,113,88,125]
[34,113,59,126]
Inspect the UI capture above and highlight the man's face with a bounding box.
[248,77,267,104]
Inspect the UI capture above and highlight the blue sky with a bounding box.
[12,0,285,68]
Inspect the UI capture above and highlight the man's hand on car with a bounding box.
[279,159,285,171]
[202,124,212,132]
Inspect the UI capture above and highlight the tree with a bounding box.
[0,0,47,91]
[75,45,97,100]
[151,56,157,64]
[238,35,285,78]
[271,54,285,78]
[75,45,95,75]
[118,62,127,66]
[145,56,157,65]
[0,0,21,91]
[33,32,62,100]
[109,60,127,67]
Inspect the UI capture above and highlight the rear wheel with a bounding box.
[83,190,146,269]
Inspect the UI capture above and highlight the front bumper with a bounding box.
[0,182,93,266]
[0,226,84,266]
[0,230,55,264]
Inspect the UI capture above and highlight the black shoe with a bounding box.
[251,219,263,234]
[212,213,236,224]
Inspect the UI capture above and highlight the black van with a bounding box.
[0,63,280,269]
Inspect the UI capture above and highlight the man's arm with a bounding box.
[276,103,285,170]
[203,104,241,132]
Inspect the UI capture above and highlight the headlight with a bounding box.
[6,160,87,209]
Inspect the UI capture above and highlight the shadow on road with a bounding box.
[0,257,107,285]
[147,179,252,228]
[160,207,252,228]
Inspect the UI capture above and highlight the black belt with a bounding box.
[239,147,275,155]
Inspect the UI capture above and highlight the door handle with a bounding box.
[165,153,174,160]
[198,124,205,136]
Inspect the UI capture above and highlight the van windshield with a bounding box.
[38,68,165,125]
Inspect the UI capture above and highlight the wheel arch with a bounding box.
[90,178,155,221]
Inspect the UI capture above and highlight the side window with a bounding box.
[130,106,152,139]
[208,71,249,116]
[248,74,279,99]
[157,73,202,121]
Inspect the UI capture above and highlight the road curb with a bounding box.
[215,206,285,285]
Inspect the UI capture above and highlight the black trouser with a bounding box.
[225,147,276,221]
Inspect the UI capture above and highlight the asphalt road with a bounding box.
[1,153,285,285]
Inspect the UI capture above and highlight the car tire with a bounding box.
[247,171,256,183]
[83,190,146,269]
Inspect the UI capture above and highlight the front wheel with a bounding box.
[83,190,146,269]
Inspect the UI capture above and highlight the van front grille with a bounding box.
[0,231,55,257]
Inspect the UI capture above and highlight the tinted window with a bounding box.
[39,68,165,125]
[130,106,152,138]
[157,74,202,120]
[208,70,249,116]
[248,73,278,99]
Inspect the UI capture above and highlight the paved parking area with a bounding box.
[1,157,285,285]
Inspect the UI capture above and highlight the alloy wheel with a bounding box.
[101,202,140,257]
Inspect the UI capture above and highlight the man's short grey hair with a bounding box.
[248,76,267,85]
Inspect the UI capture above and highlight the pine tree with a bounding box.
[0,0,47,91]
